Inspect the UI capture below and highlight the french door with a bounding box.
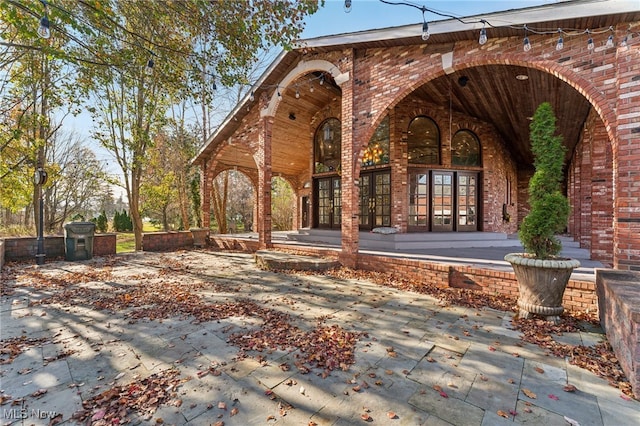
[314,176,341,229]
[359,170,391,230]
[408,170,478,231]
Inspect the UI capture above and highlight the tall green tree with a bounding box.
[2,0,320,247]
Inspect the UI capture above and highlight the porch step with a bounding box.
[288,229,522,250]
[254,249,339,271]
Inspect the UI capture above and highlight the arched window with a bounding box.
[407,116,440,165]
[451,130,481,166]
[362,115,390,167]
[314,118,341,173]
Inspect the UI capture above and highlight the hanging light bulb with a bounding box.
[295,89,300,99]
[523,36,532,52]
[309,83,314,93]
[343,0,352,13]
[556,29,564,50]
[606,34,615,48]
[621,34,629,47]
[587,37,594,50]
[145,59,154,75]
[249,91,255,102]
[421,21,430,41]
[478,22,487,45]
[319,74,324,85]
[212,76,217,91]
[38,15,51,39]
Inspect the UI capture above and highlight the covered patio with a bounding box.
[193,0,640,270]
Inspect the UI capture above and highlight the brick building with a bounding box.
[193,1,640,270]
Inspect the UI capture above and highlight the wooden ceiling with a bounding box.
[412,65,592,166]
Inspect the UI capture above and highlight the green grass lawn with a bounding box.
[116,222,162,253]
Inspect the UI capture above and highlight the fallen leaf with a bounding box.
[522,388,537,399]
[535,366,545,374]
[439,390,449,398]
[497,410,510,418]
[218,401,227,410]
[620,394,632,401]
[230,407,239,416]
[488,346,496,352]
[387,411,398,419]
[360,413,371,421]
[563,384,577,392]
[548,394,559,401]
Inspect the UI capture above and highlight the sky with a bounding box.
[301,0,561,38]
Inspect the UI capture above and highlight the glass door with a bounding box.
[457,173,477,231]
[359,170,391,230]
[432,171,453,232]
[315,177,341,229]
[408,172,429,230]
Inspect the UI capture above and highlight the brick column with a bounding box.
[338,50,358,268]
[257,116,273,248]
[613,39,640,270]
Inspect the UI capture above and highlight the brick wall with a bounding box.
[596,270,640,398]
[142,231,194,252]
[2,234,116,264]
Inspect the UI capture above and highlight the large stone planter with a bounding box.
[190,228,209,248]
[504,253,580,324]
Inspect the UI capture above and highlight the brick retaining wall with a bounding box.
[596,270,640,399]
[2,234,116,264]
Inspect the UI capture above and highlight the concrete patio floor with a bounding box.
[1,249,638,425]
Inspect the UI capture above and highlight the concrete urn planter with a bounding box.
[504,253,580,324]
[190,228,209,248]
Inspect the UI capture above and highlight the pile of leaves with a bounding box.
[0,336,50,365]
[229,321,361,373]
[71,369,189,424]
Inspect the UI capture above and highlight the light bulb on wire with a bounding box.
[478,23,487,45]
[344,0,352,13]
[556,29,563,50]
[421,21,430,41]
[523,36,531,52]
[38,15,51,39]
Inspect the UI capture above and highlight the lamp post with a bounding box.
[34,167,48,265]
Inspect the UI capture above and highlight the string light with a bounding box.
[478,21,487,45]
[421,13,430,41]
[37,0,51,39]
[343,0,352,13]
[295,88,300,98]
[249,91,255,102]
[348,1,634,52]
[556,28,564,51]
[145,58,154,74]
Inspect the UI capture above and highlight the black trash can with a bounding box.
[64,222,96,261]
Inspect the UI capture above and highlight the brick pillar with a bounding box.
[201,160,211,229]
[390,108,408,232]
[613,39,640,270]
[257,116,273,248]
[588,111,613,265]
[338,51,358,268]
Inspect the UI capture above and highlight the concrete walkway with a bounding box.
[1,250,637,425]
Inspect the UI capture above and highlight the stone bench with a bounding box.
[596,269,640,399]
[254,249,340,272]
